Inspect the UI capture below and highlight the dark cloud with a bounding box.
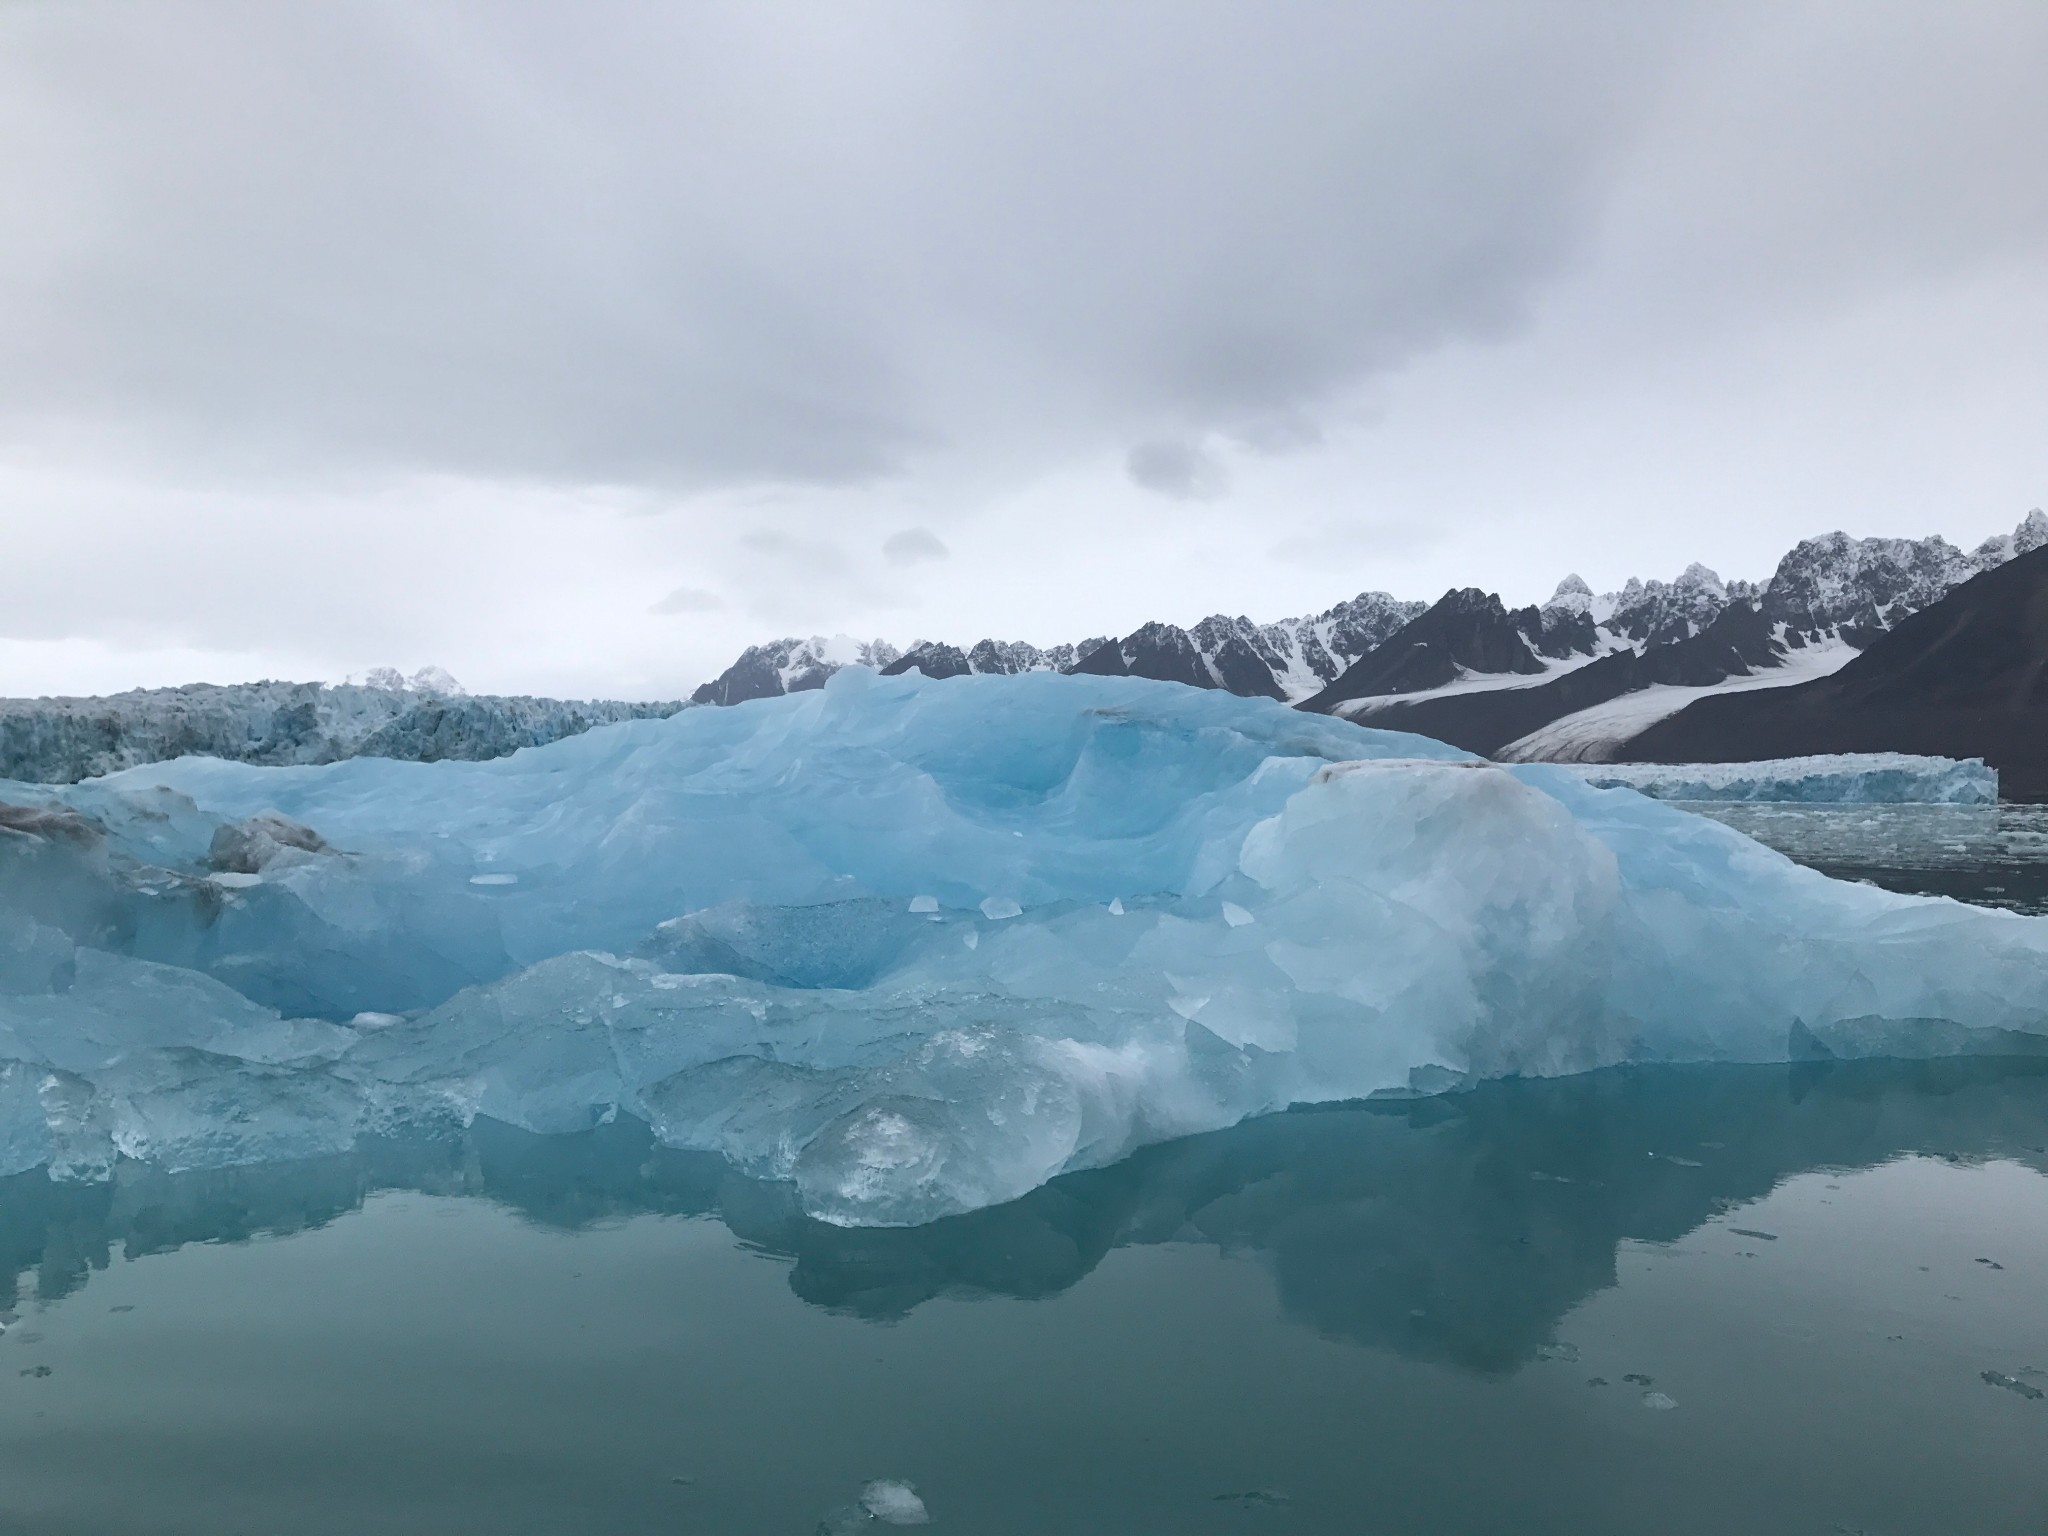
[0,2,1684,488]
[1127,438,1229,501]
[883,528,949,566]
[650,587,724,615]
[1,4,2044,700]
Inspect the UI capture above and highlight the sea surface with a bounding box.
[2,807,2046,1535]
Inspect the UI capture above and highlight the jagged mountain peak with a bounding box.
[690,635,900,707]
[690,508,2046,720]
[1759,529,1978,640]
[1674,562,1725,595]
[1544,574,1594,614]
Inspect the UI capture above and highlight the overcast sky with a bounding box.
[3,2,2045,700]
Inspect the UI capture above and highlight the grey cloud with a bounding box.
[1128,438,1228,501]
[0,2,1691,488]
[650,586,724,615]
[883,528,949,566]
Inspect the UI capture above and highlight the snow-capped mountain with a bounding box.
[0,678,682,784]
[692,590,1424,708]
[1625,541,2048,800]
[690,508,2046,774]
[1759,516,2047,641]
[882,637,1106,682]
[690,636,905,706]
[1334,511,2048,762]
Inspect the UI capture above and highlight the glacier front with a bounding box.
[2,670,2044,1225]
[1570,753,1999,804]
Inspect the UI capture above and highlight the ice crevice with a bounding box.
[1,669,2044,1226]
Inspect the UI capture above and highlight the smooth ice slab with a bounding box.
[2,670,2045,1225]
[1572,753,1998,804]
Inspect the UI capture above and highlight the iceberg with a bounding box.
[1572,753,1998,804]
[1,670,2045,1225]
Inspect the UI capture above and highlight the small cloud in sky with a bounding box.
[650,586,724,615]
[883,527,950,566]
[1127,438,1228,500]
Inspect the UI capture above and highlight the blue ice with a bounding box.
[2,670,2043,1224]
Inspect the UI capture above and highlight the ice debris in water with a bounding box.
[816,1480,929,1532]
[1571,753,1996,805]
[860,1482,930,1524]
[1642,1391,1679,1411]
[2,669,2047,1226]
[1981,1371,2045,1401]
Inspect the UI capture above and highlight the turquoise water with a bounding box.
[4,806,2048,1533]
[1,1061,2045,1534]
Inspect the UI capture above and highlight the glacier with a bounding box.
[2,669,2045,1226]
[0,678,683,784]
[1571,754,1998,804]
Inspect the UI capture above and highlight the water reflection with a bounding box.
[5,1059,2046,1373]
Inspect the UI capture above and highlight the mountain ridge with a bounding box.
[693,510,2047,723]
[1621,543,2048,800]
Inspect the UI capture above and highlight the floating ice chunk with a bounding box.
[860,1480,930,1524]
[2,671,2046,1226]
[469,873,518,886]
[979,896,1022,920]
[1642,1391,1679,1410]
[908,895,938,913]
[1572,753,1997,805]
[207,871,264,889]
[349,1011,404,1029]
[1221,901,1254,927]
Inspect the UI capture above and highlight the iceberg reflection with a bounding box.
[4,1058,2044,1373]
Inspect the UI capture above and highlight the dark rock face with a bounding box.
[693,592,1424,708]
[1760,533,1977,641]
[1301,589,1553,712]
[690,647,793,706]
[688,512,2048,742]
[691,638,898,705]
[1348,600,1787,757]
[1072,622,1235,691]
[881,643,973,681]
[1623,546,2048,800]
[1603,563,1753,646]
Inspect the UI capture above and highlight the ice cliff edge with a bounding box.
[0,677,684,783]
[2,669,2044,1226]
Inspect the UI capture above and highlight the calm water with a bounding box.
[1,1065,2045,1535]
[3,810,2047,1535]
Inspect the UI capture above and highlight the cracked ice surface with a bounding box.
[2,670,2046,1226]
